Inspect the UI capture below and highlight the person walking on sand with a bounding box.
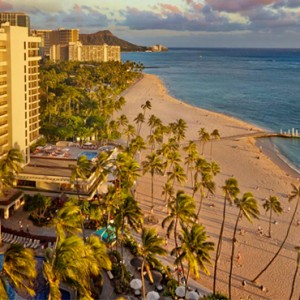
[237,251,242,267]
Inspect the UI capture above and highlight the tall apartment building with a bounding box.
[0,22,41,164]
[49,28,79,45]
[0,12,30,29]
[31,29,52,57]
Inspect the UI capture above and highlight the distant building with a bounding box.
[31,29,52,57]
[149,44,168,52]
[32,27,121,62]
[0,22,41,163]
[50,41,120,63]
[32,28,79,59]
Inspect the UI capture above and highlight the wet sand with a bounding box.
[120,73,300,300]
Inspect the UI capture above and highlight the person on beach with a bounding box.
[237,252,242,266]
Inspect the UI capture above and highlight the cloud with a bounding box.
[206,0,280,13]
[28,4,109,31]
[119,5,246,32]
[0,0,13,10]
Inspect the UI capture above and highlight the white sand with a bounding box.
[120,74,300,300]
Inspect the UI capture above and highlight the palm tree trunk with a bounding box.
[185,268,191,299]
[0,219,2,247]
[76,178,86,241]
[196,187,204,218]
[252,200,299,282]
[268,209,272,238]
[174,216,181,283]
[141,259,146,300]
[151,173,154,215]
[229,209,241,299]
[288,258,299,300]
[213,197,227,294]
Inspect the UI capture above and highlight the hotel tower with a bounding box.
[0,13,41,164]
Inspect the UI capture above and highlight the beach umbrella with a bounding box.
[146,291,160,300]
[186,291,200,300]
[130,256,143,268]
[175,286,186,298]
[130,278,142,290]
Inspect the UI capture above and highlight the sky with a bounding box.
[2,0,300,48]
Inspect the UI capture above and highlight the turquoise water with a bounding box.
[0,254,70,300]
[78,151,98,160]
[122,48,300,174]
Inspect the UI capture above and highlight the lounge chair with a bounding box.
[14,236,22,245]
[10,235,19,244]
[33,240,40,249]
[30,239,37,248]
[24,239,33,248]
[2,233,8,242]
[5,234,13,243]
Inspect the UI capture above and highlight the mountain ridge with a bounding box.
[79,30,147,52]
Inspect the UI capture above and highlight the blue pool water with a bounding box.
[122,48,300,174]
[78,151,98,160]
[0,254,70,300]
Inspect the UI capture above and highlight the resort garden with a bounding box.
[1,60,300,300]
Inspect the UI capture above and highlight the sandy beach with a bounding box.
[120,73,300,299]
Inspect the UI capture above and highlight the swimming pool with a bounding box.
[78,151,98,160]
[0,254,71,300]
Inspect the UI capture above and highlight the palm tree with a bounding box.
[229,192,259,299]
[139,227,167,300]
[43,236,90,300]
[162,190,196,282]
[53,200,82,243]
[183,141,198,187]
[210,129,220,160]
[128,135,146,157]
[253,184,300,283]
[0,244,37,299]
[174,223,214,298]
[114,152,140,192]
[114,194,143,280]
[175,118,187,144]
[123,124,136,146]
[142,153,164,218]
[0,148,24,175]
[70,155,91,240]
[134,113,145,136]
[162,181,174,208]
[164,149,181,175]
[0,148,23,246]
[213,178,240,294]
[263,196,283,238]
[198,128,210,155]
[289,245,300,300]
[141,100,152,117]
[167,163,187,188]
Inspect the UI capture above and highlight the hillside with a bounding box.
[79,30,147,52]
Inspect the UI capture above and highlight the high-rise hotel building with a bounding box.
[0,14,41,164]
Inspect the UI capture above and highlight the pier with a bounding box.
[256,128,300,139]
[221,129,300,141]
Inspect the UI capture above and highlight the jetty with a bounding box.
[221,129,300,141]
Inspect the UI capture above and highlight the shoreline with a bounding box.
[153,73,300,179]
[121,73,299,299]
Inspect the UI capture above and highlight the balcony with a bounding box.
[0,110,8,117]
[0,139,8,148]
[0,81,7,87]
[0,100,8,108]
[0,120,8,128]
[0,129,8,137]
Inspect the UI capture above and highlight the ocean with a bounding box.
[122,48,300,175]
